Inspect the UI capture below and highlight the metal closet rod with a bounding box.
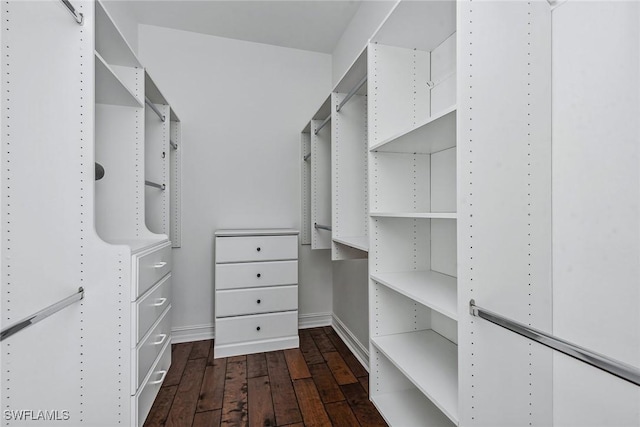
[314,223,332,231]
[0,287,84,342]
[60,0,84,25]
[303,153,311,161]
[145,97,166,122]
[145,180,166,190]
[336,74,367,112]
[314,116,331,135]
[170,140,178,150]
[469,299,640,387]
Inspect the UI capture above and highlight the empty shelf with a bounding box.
[95,0,141,67]
[371,270,457,320]
[333,236,369,252]
[95,52,143,107]
[372,389,455,427]
[370,212,457,219]
[370,106,456,154]
[372,330,459,424]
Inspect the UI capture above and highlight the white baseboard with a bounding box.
[171,323,215,344]
[331,314,369,371]
[299,312,332,329]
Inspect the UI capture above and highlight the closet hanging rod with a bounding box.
[145,97,166,122]
[60,0,84,25]
[336,75,367,112]
[145,180,166,190]
[314,116,331,135]
[469,299,640,387]
[170,140,178,150]
[303,153,311,161]
[314,223,332,231]
[1,287,84,342]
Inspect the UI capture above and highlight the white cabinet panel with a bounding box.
[215,235,297,263]
[216,286,297,317]
[215,260,298,290]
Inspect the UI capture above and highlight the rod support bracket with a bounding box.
[469,299,478,316]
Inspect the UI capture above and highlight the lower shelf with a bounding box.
[371,330,458,424]
[372,389,455,427]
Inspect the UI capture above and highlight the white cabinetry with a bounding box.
[214,229,300,358]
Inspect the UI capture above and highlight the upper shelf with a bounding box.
[145,71,168,105]
[95,0,142,68]
[370,212,457,220]
[333,236,369,252]
[370,106,456,154]
[95,52,143,108]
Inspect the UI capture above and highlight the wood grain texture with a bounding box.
[293,378,332,427]
[299,329,325,365]
[284,348,311,379]
[221,358,248,426]
[341,383,388,427]
[142,385,177,427]
[358,376,369,394]
[197,357,226,412]
[192,410,221,427]
[310,329,336,354]
[164,342,193,386]
[323,352,358,385]
[247,353,268,378]
[308,363,344,404]
[325,401,361,427]
[190,340,212,359]
[266,351,302,426]
[248,376,275,427]
[165,358,207,427]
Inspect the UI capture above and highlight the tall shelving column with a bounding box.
[309,96,332,250]
[367,1,459,425]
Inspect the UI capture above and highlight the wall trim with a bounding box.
[331,314,369,371]
[171,323,215,344]
[299,312,333,329]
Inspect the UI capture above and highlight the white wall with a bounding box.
[331,0,397,86]
[138,24,333,340]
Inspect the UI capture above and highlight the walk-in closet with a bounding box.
[2,0,639,426]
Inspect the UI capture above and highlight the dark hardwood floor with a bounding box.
[144,326,388,427]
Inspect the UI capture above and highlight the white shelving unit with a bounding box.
[169,108,182,247]
[309,96,332,250]
[368,1,459,425]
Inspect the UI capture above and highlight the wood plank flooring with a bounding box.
[144,326,387,427]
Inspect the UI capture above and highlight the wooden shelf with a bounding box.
[372,389,455,427]
[371,270,457,320]
[370,212,457,219]
[371,330,458,424]
[95,52,143,107]
[95,0,141,68]
[333,236,369,252]
[370,106,456,154]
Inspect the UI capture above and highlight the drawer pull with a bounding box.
[257,273,261,278]
[153,261,167,268]
[256,326,261,331]
[257,299,261,304]
[149,370,168,385]
[152,297,168,307]
[256,247,261,252]
[153,333,168,346]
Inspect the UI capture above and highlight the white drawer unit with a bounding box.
[133,305,172,390]
[134,242,172,299]
[133,274,171,344]
[214,229,299,358]
[132,338,172,427]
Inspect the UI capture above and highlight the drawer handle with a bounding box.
[153,333,168,346]
[149,370,167,385]
[256,326,261,331]
[152,297,168,307]
[256,247,261,252]
[256,273,261,278]
[153,261,167,268]
[256,299,261,304]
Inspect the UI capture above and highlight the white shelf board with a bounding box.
[370,106,456,154]
[332,236,369,252]
[371,270,457,320]
[372,389,455,427]
[215,229,299,237]
[103,237,168,254]
[370,212,457,219]
[95,52,143,108]
[145,70,168,105]
[95,0,141,68]
[371,330,458,424]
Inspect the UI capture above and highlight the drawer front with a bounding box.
[133,339,171,427]
[136,244,172,298]
[215,311,298,345]
[216,235,297,263]
[135,274,171,344]
[216,285,297,317]
[216,260,298,290]
[135,306,171,390]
